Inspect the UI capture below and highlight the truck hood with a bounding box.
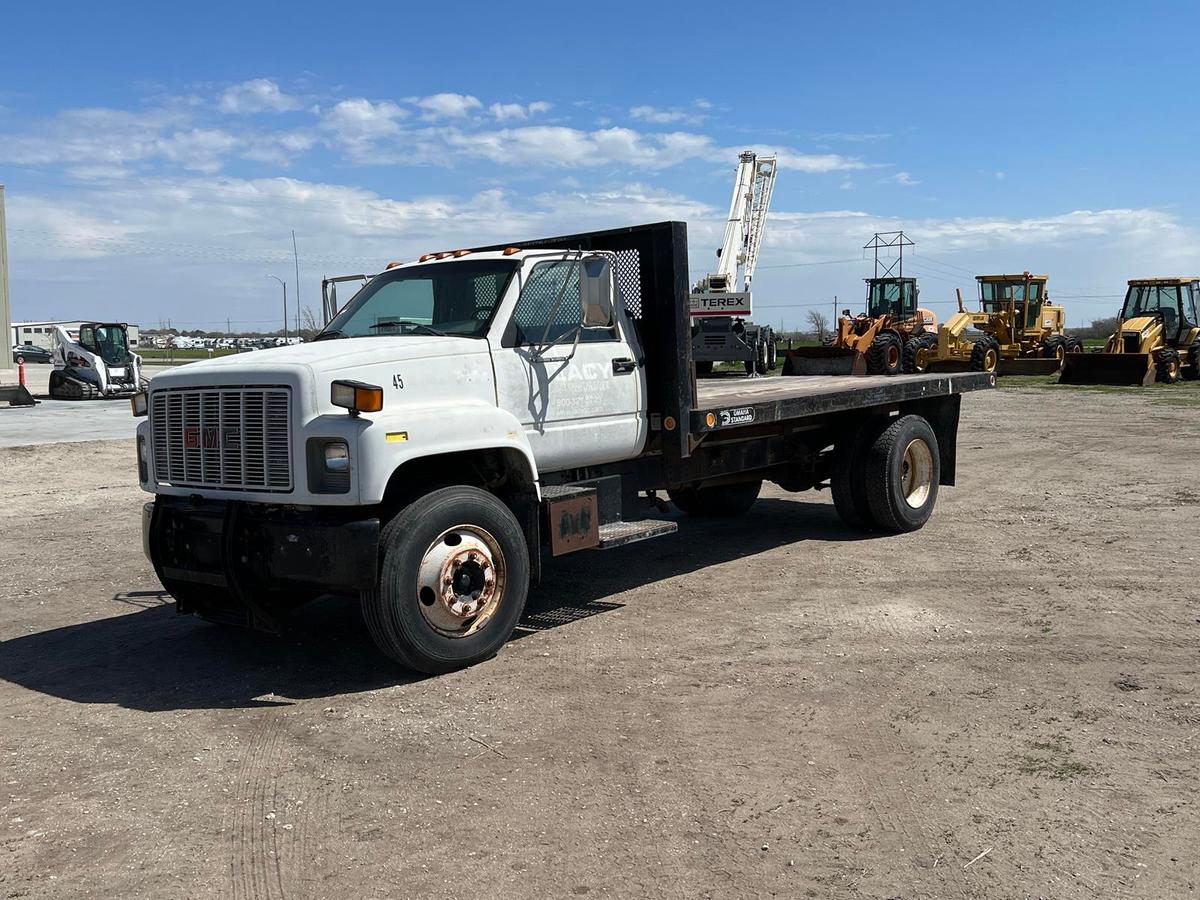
[154,335,486,380]
[148,336,497,417]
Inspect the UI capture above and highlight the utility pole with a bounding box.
[0,185,12,375]
[292,230,301,337]
[267,275,287,341]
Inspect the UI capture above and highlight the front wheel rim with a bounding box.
[900,439,934,509]
[914,347,930,372]
[415,524,507,638]
[986,349,998,372]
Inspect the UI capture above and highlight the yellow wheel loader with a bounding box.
[1060,278,1200,386]
[784,276,938,375]
[911,273,1077,376]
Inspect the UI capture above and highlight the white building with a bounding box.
[13,321,141,350]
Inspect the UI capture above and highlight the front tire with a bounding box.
[695,360,714,376]
[866,331,903,376]
[1043,335,1067,363]
[863,415,940,533]
[902,333,937,374]
[1155,348,1181,384]
[362,486,530,674]
[969,338,1001,374]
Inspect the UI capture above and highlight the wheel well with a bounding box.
[382,447,536,512]
[380,447,541,585]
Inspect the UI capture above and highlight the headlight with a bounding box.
[137,435,149,482]
[324,441,350,473]
[130,391,148,417]
[306,438,352,494]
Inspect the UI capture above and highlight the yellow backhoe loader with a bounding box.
[1060,277,1200,385]
[909,272,1077,375]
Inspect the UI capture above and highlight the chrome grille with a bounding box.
[150,387,292,492]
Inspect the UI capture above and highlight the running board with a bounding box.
[596,519,678,549]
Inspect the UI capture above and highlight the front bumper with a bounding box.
[145,498,380,595]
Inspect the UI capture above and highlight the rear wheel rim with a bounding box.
[415,524,507,638]
[985,349,998,372]
[914,347,930,372]
[1054,345,1065,362]
[900,439,934,509]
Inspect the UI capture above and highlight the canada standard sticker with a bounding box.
[719,407,755,426]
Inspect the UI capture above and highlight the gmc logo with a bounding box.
[183,426,223,450]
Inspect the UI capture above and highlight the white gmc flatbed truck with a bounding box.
[134,222,993,673]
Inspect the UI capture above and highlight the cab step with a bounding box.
[596,519,678,549]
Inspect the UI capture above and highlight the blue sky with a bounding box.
[2,0,1198,331]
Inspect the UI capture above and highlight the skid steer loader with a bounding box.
[1060,278,1200,385]
[49,322,147,400]
[784,276,938,375]
[911,273,1078,376]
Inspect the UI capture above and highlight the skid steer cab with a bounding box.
[50,322,147,400]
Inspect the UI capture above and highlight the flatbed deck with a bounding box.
[690,371,994,433]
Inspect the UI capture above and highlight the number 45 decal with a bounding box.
[392,374,404,389]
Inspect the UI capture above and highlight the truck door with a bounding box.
[490,255,646,472]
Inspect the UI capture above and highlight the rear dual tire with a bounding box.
[831,415,940,533]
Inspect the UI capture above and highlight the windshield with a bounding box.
[81,324,131,365]
[1121,283,1186,334]
[866,279,916,318]
[979,279,1043,312]
[320,260,518,339]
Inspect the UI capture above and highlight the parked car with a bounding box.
[12,344,52,364]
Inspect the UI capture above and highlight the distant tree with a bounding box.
[806,310,831,342]
[299,306,322,341]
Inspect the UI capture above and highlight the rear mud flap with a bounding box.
[782,347,864,376]
[1059,352,1154,386]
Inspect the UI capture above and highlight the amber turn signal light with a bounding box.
[331,380,383,415]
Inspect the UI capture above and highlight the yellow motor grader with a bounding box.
[784,276,939,375]
[909,272,1077,375]
[1060,277,1200,385]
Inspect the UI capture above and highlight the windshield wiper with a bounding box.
[368,320,447,337]
[313,329,345,341]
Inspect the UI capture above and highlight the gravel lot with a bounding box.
[1,385,1198,899]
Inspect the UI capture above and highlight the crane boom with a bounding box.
[704,151,778,294]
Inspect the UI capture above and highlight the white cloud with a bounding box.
[771,149,872,173]
[412,92,482,119]
[489,101,551,121]
[630,105,692,124]
[320,98,408,160]
[890,171,920,186]
[218,79,301,114]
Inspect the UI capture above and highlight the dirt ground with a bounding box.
[1,386,1198,899]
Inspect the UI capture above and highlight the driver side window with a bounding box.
[509,260,616,346]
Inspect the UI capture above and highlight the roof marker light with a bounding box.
[502,247,521,255]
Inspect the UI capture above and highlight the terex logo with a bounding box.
[688,291,753,317]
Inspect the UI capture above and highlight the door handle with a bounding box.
[612,357,636,374]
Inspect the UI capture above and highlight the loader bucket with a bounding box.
[1058,352,1155,386]
[782,347,864,376]
[997,357,1064,376]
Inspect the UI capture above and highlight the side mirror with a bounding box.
[581,257,614,328]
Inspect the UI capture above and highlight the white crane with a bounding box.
[695,150,777,301]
